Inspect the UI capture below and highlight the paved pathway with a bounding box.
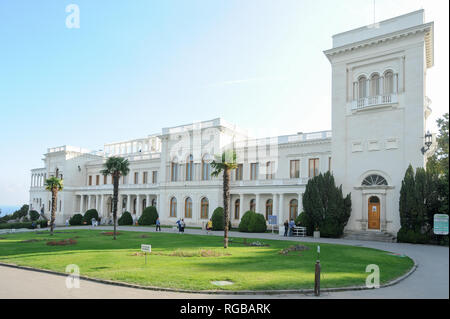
[1,225,448,299]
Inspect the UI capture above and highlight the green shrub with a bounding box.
[138,206,159,225]
[69,214,83,226]
[118,211,133,225]
[397,227,430,244]
[82,209,99,224]
[38,220,48,228]
[211,207,225,230]
[248,213,267,233]
[29,210,40,221]
[0,222,33,229]
[238,211,254,232]
[295,212,306,226]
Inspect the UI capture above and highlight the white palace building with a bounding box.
[29,10,435,237]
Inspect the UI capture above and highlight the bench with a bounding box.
[292,226,307,237]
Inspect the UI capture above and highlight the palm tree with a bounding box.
[100,157,130,240]
[211,149,238,248]
[44,174,64,236]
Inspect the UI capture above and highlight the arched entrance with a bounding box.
[368,196,380,230]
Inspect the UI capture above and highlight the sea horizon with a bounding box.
[0,205,22,216]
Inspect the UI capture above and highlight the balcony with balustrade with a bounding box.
[351,71,399,111]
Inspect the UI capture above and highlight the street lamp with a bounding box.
[421,131,433,154]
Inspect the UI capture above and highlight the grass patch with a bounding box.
[0,229,414,291]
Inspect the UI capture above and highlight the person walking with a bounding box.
[288,219,295,237]
[206,219,213,235]
[176,218,181,234]
[156,217,161,232]
[180,218,185,233]
[283,220,289,237]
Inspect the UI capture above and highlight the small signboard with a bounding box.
[268,215,277,225]
[434,214,449,235]
[141,244,152,253]
[141,244,151,264]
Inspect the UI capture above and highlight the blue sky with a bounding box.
[0,0,448,205]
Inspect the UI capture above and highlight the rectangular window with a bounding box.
[171,163,178,181]
[235,164,243,181]
[309,158,320,177]
[143,172,148,184]
[290,160,300,178]
[96,175,99,185]
[250,163,259,180]
[266,161,274,180]
[88,175,92,186]
[134,172,139,184]
[103,175,107,185]
[152,171,158,184]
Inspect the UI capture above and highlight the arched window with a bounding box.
[384,71,394,94]
[234,199,240,219]
[369,196,380,203]
[186,155,193,181]
[151,198,156,207]
[200,197,209,219]
[170,197,177,217]
[202,155,211,181]
[265,199,273,221]
[358,76,367,99]
[171,158,178,182]
[289,199,298,220]
[185,197,192,218]
[362,174,388,186]
[250,199,256,212]
[370,73,380,96]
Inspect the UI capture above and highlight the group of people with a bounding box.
[176,218,186,233]
[283,219,296,237]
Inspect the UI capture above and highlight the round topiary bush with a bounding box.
[69,214,83,226]
[82,209,99,224]
[238,211,255,232]
[29,210,40,221]
[138,206,159,225]
[118,211,133,225]
[248,213,267,233]
[211,207,224,230]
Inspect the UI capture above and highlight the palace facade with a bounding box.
[29,10,435,236]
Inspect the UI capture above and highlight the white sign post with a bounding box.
[141,244,152,264]
[434,214,449,235]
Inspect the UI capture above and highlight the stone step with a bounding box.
[343,231,397,243]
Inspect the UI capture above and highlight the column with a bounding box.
[127,194,131,212]
[298,193,303,214]
[137,195,142,217]
[80,195,85,214]
[394,73,398,93]
[118,195,123,214]
[278,194,284,236]
[255,193,261,214]
[273,194,278,219]
[380,76,384,96]
[156,194,161,215]
[87,195,91,211]
[100,195,104,217]
[146,194,150,209]
[239,194,244,219]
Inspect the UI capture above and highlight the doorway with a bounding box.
[368,196,380,230]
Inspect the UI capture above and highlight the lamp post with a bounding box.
[421,131,433,154]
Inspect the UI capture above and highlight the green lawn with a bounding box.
[0,229,413,291]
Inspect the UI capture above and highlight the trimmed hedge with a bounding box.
[82,209,99,224]
[29,210,40,221]
[211,207,224,230]
[138,206,159,225]
[118,211,133,225]
[69,214,83,226]
[238,211,267,233]
[248,213,267,233]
